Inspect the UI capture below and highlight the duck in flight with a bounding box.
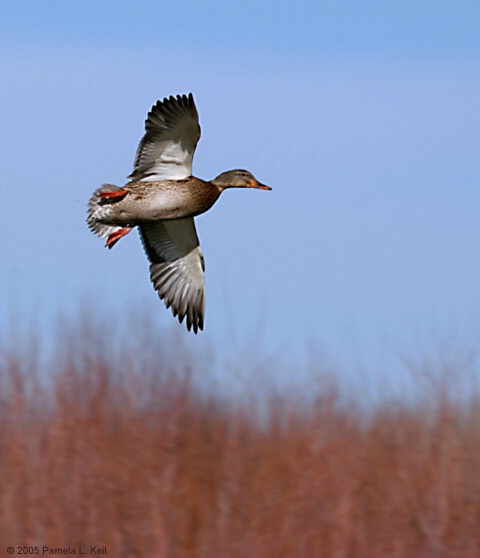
[87,93,271,333]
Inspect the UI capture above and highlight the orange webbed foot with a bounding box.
[98,188,129,200]
[106,227,132,249]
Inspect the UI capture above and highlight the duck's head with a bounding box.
[212,169,272,191]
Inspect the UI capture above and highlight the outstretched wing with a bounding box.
[139,218,206,333]
[129,93,201,182]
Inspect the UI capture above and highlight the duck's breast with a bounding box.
[124,179,221,221]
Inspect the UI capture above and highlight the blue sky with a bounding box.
[1,1,480,387]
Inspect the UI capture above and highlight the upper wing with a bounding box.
[139,218,206,333]
[129,93,201,182]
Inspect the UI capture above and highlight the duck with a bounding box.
[87,93,271,333]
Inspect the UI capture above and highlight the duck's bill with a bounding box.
[250,179,272,190]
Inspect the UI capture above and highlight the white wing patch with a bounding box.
[129,93,201,182]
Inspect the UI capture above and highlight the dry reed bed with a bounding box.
[0,326,479,557]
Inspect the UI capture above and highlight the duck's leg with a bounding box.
[98,188,129,200]
[106,227,132,249]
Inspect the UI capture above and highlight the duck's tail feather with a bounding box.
[87,184,125,239]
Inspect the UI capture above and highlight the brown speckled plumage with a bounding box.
[91,177,222,227]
